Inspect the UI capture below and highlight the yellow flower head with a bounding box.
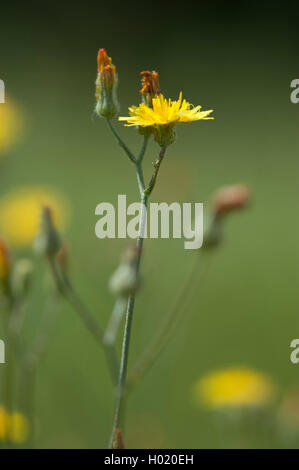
[119,93,213,146]
[0,187,69,248]
[119,92,213,127]
[0,99,23,156]
[195,367,275,409]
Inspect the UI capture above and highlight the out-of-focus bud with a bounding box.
[11,259,33,299]
[95,48,119,119]
[140,71,161,107]
[57,242,68,272]
[202,214,222,250]
[33,206,61,258]
[212,184,251,217]
[203,184,251,250]
[0,239,11,285]
[109,245,140,297]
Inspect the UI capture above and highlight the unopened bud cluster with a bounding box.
[95,48,119,119]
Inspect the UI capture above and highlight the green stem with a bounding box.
[104,297,127,346]
[136,163,145,196]
[109,192,148,448]
[144,146,167,196]
[48,257,119,384]
[106,119,136,164]
[137,134,149,164]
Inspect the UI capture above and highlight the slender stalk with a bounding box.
[109,193,148,448]
[104,297,127,346]
[144,146,166,196]
[48,257,119,383]
[136,163,145,196]
[137,134,149,164]
[127,251,212,391]
[106,119,136,164]
[109,146,167,448]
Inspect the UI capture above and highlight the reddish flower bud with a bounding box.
[212,184,251,216]
[95,48,119,119]
[140,71,161,107]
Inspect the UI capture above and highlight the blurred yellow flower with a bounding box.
[0,99,23,155]
[0,407,29,444]
[8,412,29,443]
[195,367,274,409]
[0,407,9,440]
[0,187,69,247]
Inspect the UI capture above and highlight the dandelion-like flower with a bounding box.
[120,92,213,127]
[195,367,274,409]
[0,187,68,247]
[119,92,213,146]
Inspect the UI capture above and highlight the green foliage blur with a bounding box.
[0,0,298,448]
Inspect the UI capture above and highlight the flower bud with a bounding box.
[95,48,119,119]
[212,184,251,217]
[33,206,61,258]
[109,245,140,297]
[140,71,161,107]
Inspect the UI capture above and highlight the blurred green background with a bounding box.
[0,0,298,448]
